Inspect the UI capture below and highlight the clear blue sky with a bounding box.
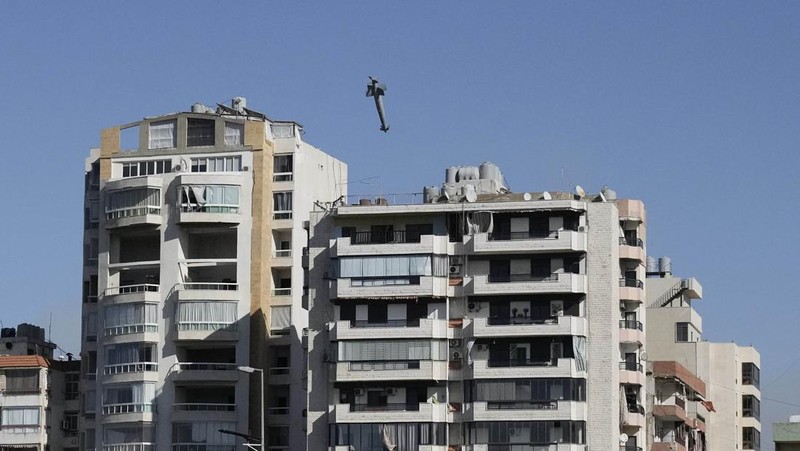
[1,2,797,446]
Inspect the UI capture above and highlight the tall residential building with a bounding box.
[305,164,648,450]
[79,98,346,451]
[646,261,761,451]
[0,325,81,451]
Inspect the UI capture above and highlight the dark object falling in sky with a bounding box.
[366,76,389,132]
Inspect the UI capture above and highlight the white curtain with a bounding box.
[273,191,293,211]
[177,302,237,329]
[467,211,494,234]
[338,340,446,361]
[105,303,157,327]
[271,124,294,139]
[339,255,434,278]
[620,386,629,425]
[149,120,176,149]
[224,122,243,146]
[270,306,292,331]
[104,382,155,405]
[1,408,39,426]
[105,343,155,364]
[107,188,160,213]
[573,336,587,371]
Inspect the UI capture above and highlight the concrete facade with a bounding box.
[305,166,647,451]
[79,99,346,451]
[646,268,761,451]
[774,419,800,451]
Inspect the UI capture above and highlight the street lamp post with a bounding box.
[237,366,265,451]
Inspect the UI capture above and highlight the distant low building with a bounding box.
[774,416,800,451]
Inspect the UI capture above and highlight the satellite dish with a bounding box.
[522,192,532,201]
[619,433,629,444]
[640,352,648,362]
[541,191,552,200]
[598,192,607,202]
[465,190,477,203]
[575,185,586,199]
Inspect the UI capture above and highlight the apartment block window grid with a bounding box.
[187,118,215,147]
[273,154,293,181]
[121,160,172,178]
[190,155,242,173]
[273,191,293,219]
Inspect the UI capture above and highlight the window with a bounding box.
[336,339,447,362]
[224,122,244,146]
[742,427,760,450]
[0,408,40,427]
[270,306,291,336]
[329,423,446,448]
[191,156,241,172]
[83,312,97,341]
[675,322,689,342]
[742,362,760,388]
[4,369,39,392]
[122,160,172,178]
[65,373,79,400]
[187,118,215,147]
[339,255,449,280]
[104,343,157,374]
[742,395,760,420]
[466,378,586,403]
[271,123,295,139]
[273,155,293,181]
[104,425,156,445]
[466,421,585,446]
[105,188,161,219]
[172,422,235,449]
[268,426,289,449]
[104,303,158,336]
[268,385,290,414]
[176,302,237,331]
[273,191,293,219]
[148,119,176,149]
[179,185,240,213]
[102,382,156,413]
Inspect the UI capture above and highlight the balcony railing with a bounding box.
[105,324,158,336]
[178,283,238,291]
[488,273,558,283]
[349,319,421,328]
[350,403,420,412]
[619,320,643,331]
[488,359,559,368]
[102,403,155,414]
[349,360,421,371]
[178,204,239,214]
[271,288,292,296]
[273,211,292,220]
[104,444,154,451]
[268,407,290,415]
[620,446,643,451]
[106,206,160,220]
[273,172,293,182]
[350,230,423,245]
[620,362,644,372]
[174,403,235,412]
[273,249,292,258]
[172,444,235,451]
[104,362,158,375]
[269,367,290,375]
[351,276,421,287]
[488,230,554,241]
[176,322,237,332]
[487,316,560,326]
[627,403,645,414]
[619,278,644,289]
[619,236,644,248]
[104,284,160,296]
[174,363,238,372]
[486,400,558,410]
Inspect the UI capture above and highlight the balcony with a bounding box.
[175,283,239,302]
[463,400,586,422]
[332,276,450,299]
[467,358,585,379]
[104,444,154,451]
[470,230,587,255]
[619,237,645,262]
[172,444,235,451]
[333,233,449,257]
[469,273,586,296]
[172,403,237,422]
[329,319,448,340]
[104,362,158,375]
[272,249,292,267]
[175,315,238,342]
[104,178,163,229]
[622,404,645,429]
[0,426,41,446]
[171,363,240,383]
[619,278,644,303]
[619,320,645,345]
[617,199,645,222]
[333,360,448,382]
[101,403,156,423]
[103,284,160,304]
[619,362,646,385]
[469,315,587,338]
[330,402,450,423]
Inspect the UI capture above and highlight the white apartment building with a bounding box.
[646,262,761,451]
[0,355,81,451]
[305,164,648,451]
[79,98,346,451]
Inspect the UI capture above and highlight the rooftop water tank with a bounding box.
[659,257,672,275]
[479,162,499,181]
[423,186,441,203]
[446,166,458,184]
[646,256,658,274]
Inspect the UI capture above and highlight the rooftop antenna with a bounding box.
[366,76,389,132]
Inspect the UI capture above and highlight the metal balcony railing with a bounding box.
[619,320,643,331]
[488,273,557,283]
[178,283,238,291]
[619,362,644,372]
[488,358,560,368]
[104,284,159,296]
[104,444,154,451]
[350,403,421,412]
[105,324,158,336]
[619,278,644,289]
[102,403,155,414]
[486,400,558,410]
[174,362,239,372]
[173,403,235,412]
[487,316,560,326]
[619,236,644,248]
[349,319,421,328]
[271,288,292,296]
[348,360,421,371]
[103,362,158,375]
[350,230,423,245]
[273,249,292,258]
[488,230,554,241]
[172,444,234,451]
[273,172,293,182]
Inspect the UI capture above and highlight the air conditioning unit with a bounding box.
[450,350,462,360]
[386,388,396,395]
[173,164,183,172]
[578,226,587,232]
[354,388,364,396]
[550,300,564,317]
[476,344,485,351]
[509,428,517,436]
[449,339,462,348]
[449,256,464,276]
[467,302,481,312]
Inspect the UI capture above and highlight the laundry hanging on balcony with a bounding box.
[466,211,493,235]
[181,185,209,211]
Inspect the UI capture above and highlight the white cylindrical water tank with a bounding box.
[192,103,206,113]
[659,257,672,275]
[480,162,499,181]
[646,256,658,274]
[446,166,458,184]
[602,186,617,200]
[443,184,459,198]
[423,186,441,203]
